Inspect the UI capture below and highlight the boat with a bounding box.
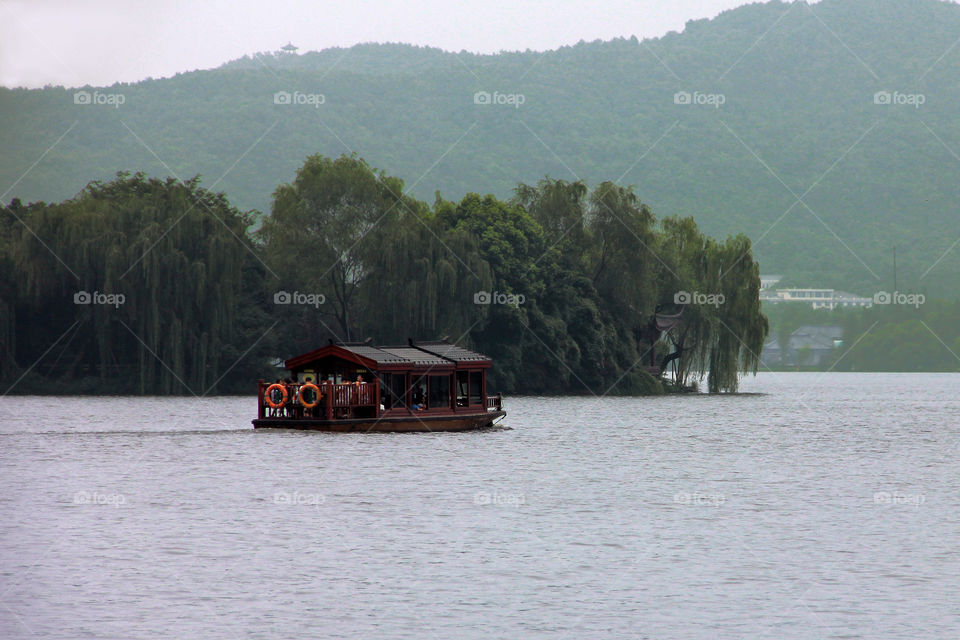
[252,339,506,432]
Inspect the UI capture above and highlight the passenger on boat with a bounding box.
[411,383,426,411]
[350,374,363,402]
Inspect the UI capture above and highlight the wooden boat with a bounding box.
[252,339,505,432]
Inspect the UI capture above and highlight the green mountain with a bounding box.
[2,0,959,297]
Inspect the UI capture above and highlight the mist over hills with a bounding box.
[2,0,959,297]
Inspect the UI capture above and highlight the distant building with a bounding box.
[280,42,299,54]
[760,288,872,310]
[762,325,844,367]
[759,274,782,289]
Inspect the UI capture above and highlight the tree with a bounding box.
[586,181,658,319]
[707,234,768,392]
[513,178,589,270]
[260,154,422,343]
[655,219,768,392]
[1,173,273,394]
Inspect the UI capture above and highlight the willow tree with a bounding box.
[656,217,767,392]
[362,205,493,343]
[3,173,271,394]
[260,154,424,344]
[705,234,768,392]
[654,216,712,388]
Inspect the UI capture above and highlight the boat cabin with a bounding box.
[256,339,502,423]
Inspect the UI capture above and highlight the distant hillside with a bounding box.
[2,0,960,297]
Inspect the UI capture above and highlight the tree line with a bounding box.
[0,154,769,395]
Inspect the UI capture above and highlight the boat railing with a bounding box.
[329,382,377,408]
[258,380,379,420]
[258,380,499,419]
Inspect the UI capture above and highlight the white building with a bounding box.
[759,288,873,310]
[759,275,782,289]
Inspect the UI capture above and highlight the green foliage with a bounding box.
[2,155,770,395]
[259,154,769,394]
[762,299,960,372]
[651,220,768,391]
[829,301,960,372]
[259,154,424,346]
[0,173,273,394]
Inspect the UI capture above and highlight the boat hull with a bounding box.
[252,410,505,432]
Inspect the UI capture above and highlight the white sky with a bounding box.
[1,0,756,88]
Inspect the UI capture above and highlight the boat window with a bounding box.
[411,375,427,407]
[428,375,450,409]
[456,371,469,406]
[469,371,482,405]
[379,374,392,409]
[389,373,406,408]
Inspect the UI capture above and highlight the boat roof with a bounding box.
[413,341,492,363]
[376,346,450,367]
[285,339,492,371]
[337,344,410,364]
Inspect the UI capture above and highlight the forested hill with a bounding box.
[3,0,960,297]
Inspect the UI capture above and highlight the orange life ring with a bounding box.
[299,383,321,409]
[264,383,288,409]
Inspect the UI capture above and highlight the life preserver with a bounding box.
[264,383,288,409]
[299,383,321,408]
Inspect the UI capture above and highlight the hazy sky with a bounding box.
[1,0,759,88]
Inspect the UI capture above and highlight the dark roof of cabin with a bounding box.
[339,344,409,364]
[285,340,491,370]
[413,341,492,362]
[377,346,449,366]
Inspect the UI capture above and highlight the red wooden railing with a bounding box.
[258,380,378,420]
[486,393,503,411]
[329,382,377,407]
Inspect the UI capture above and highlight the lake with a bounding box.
[1,372,958,639]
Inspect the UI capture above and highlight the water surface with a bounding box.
[1,373,958,638]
